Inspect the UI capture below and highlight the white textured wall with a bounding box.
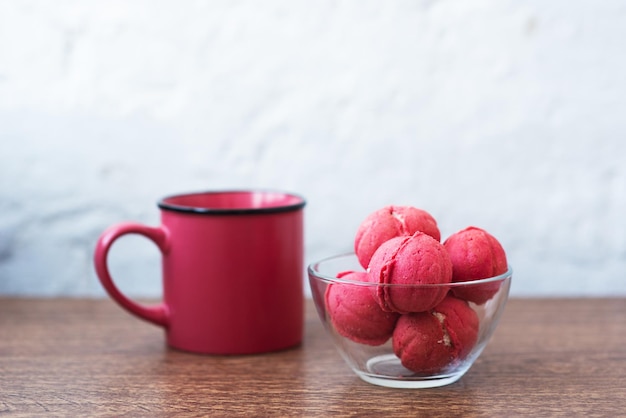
[1,1,625,297]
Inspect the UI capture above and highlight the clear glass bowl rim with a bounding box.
[308,252,513,289]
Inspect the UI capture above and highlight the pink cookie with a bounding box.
[368,232,452,314]
[443,226,508,305]
[354,206,441,269]
[325,271,399,346]
[393,296,479,374]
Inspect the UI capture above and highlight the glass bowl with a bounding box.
[308,253,512,389]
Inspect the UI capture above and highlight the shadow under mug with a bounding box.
[94,190,306,355]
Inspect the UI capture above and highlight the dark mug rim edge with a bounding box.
[157,189,306,215]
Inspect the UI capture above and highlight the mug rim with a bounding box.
[157,189,306,215]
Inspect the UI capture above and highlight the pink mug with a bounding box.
[94,190,306,355]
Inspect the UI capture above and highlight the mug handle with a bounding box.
[94,222,170,328]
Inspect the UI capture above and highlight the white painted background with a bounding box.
[1,1,625,297]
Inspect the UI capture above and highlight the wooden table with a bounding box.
[1,298,624,417]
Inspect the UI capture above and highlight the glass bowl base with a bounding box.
[354,354,465,389]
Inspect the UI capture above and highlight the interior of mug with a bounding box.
[158,190,305,214]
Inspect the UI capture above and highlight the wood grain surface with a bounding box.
[1,298,625,417]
